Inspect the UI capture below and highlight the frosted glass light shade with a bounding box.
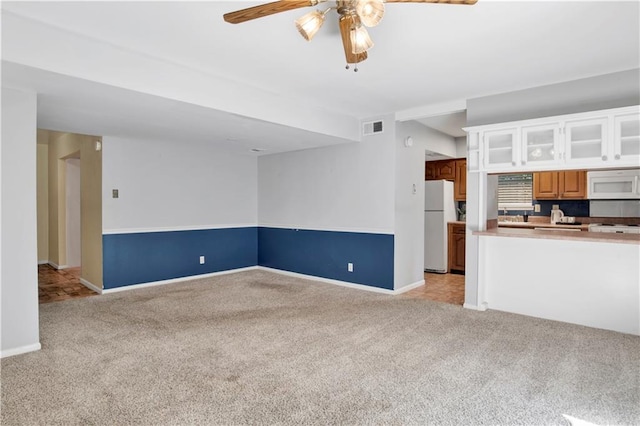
[356,0,385,27]
[350,25,374,54]
[295,10,325,41]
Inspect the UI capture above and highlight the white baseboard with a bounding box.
[80,278,103,294]
[393,279,425,294]
[47,261,69,270]
[257,267,402,295]
[38,260,49,265]
[1,343,41,358]
[102,266,260,294]
[463,302,489,311]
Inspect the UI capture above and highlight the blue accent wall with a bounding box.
[103,227,258,289]
[257,227,394,290]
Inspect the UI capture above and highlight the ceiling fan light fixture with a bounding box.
[350,24,374,54]
[356,0,385,27]
[294,10,326,41]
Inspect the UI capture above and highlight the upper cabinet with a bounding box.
[454,159,467,201]
[483,128,519,169]
[425,159,455,181]
[564,117,608,166]
[465,105,640,173]
[615,113,640,162]
[533,170,587,200]
[425,158,467,201]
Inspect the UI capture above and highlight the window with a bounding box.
[498,173,533,210]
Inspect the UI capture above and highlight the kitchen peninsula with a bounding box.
[464,104,640,336]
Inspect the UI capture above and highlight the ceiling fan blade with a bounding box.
[224,0,320,24]
[385,0,477,4]
[339,15,368,64]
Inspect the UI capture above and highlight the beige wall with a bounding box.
[36,131,49,262]
[46,131,102,287]
[48,132,81,267]
[80,135,103,288]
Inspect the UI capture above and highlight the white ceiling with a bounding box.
[416,112,467,138]
[2,1,639,150]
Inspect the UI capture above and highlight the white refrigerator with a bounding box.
[424,180,457,273]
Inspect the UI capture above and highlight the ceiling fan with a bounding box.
[224,0,478,71]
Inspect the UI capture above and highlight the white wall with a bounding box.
[65,158,81,267]
[102,137,257,232]
[480,236,640,335]
[258,115,396,234]
[394,122,458,289]
[423,125,457,159]
[1,87,40,357]
[455,137,467,159]
[467,69,640,126]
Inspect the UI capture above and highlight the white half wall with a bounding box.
[102,137,257,233]
[1,87,40,357]
[480,236,640,335]
[258,115,396,234]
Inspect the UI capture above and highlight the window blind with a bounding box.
[498,173,533,210]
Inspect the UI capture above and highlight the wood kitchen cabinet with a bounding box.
[533,170,587,200]
[426,158,466,201]
[448,222,465,274]
[454,159,467,201]
[425,159,455,181]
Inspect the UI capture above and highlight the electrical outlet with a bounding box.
[534,204,541,212]
[199,256,205,265]
[348,263,353,272]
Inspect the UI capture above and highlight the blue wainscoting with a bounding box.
[103,227,258,289]
[258,227,394,290]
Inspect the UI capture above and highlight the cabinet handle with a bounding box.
[521,160,526,165]
[602,155,608,161]
[512,161,516,166]
[615,154,621,160]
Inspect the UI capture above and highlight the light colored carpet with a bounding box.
[2,269,639,425]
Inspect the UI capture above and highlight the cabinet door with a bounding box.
[564,118,608,165]
[425,161,437,180]
[533,171,559,199]
[483,129,519,171]
[613,113,640,165]
[521,124,561,167]
[559,170,586,199]
[448,226,465,273]
[454,159,467,201]
[435,160,456,180]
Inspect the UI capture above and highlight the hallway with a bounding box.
[38,264,97,304]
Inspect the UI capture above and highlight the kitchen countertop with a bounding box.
[498,221,590,231]
[475,227,640,245]
[448,221,466,226]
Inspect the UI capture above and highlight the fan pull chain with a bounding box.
[345,64,359,72]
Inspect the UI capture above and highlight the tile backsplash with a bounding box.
[502,200,590,217]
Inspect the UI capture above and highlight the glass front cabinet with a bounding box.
[521,124,561,167]
[482,128,519,171]
[465,105,640,173]
[614,113,640,164]
[564,117,608,166]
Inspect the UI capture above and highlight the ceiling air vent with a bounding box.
[362,120,383,136]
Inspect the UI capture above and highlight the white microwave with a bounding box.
[587,169,640,199]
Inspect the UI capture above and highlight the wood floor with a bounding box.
[38,264,98,304]
[403,272,465,306]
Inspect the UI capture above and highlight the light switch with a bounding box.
[112,189,119,198]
